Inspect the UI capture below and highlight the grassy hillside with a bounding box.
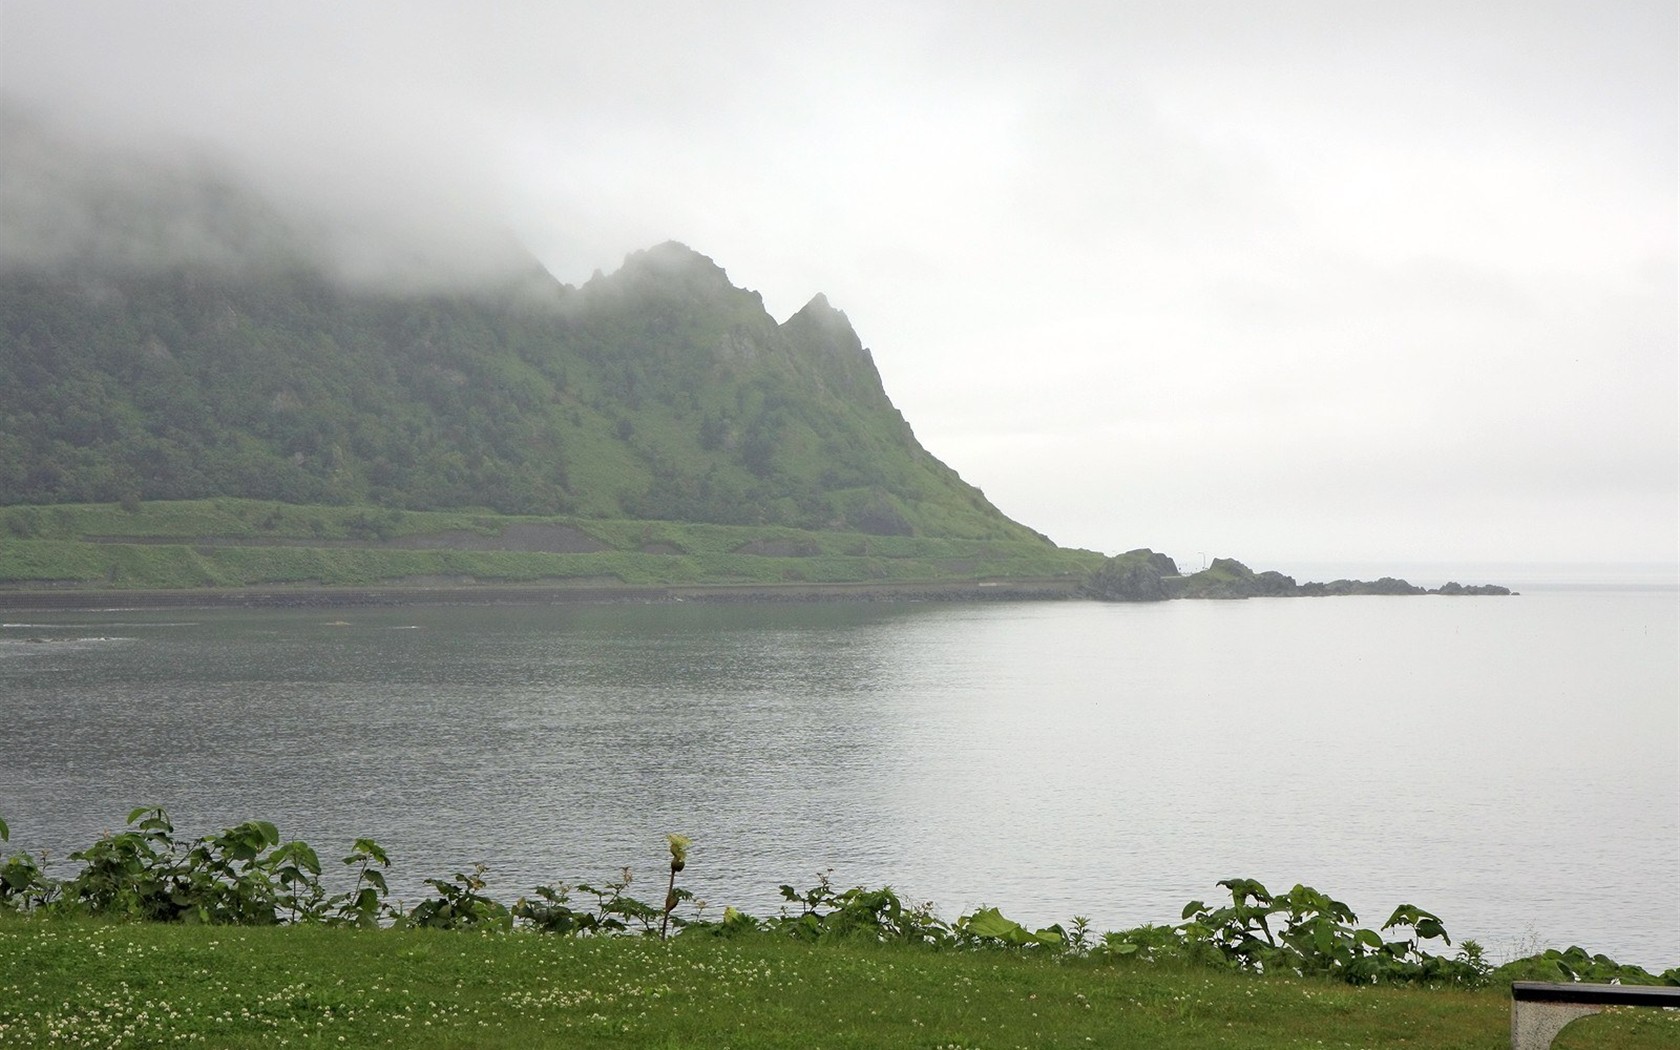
[0,498,1099,591]
[0,239,1047,546]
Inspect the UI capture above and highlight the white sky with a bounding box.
[3,0,1675,568]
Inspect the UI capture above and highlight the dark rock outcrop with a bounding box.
[1434,581,1513,595]
[1087,553,1513,601]
[1167,558,1299,599]
[1298,576,1426,597]
[1080,548,1179,601]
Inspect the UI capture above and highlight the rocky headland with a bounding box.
[1082,551,1513,602]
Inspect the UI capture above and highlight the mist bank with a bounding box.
[0,105,531,290]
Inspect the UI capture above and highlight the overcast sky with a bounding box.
[2,1,1674,571]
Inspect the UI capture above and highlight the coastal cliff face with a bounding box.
[0,232,1041,543]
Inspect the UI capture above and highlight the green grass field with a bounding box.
[2,917,1674,1049]
[0,499,1101,592]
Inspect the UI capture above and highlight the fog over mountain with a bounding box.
[0,109,535,287]
[1,1,1673,569]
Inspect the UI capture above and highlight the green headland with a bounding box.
[0,230,1111,599]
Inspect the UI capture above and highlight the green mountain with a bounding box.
[0,242,1044,545]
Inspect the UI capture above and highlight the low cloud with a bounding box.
[1,0,1672,563]
[0,104,536,287]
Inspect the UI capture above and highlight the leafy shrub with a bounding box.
[326,838,395,928]
[2,811,1671,990]
[60,806,182,921]
[0,818,56,912]
[401,864,511,932]
[3,507,43,538]
[771,871,951,946]
[1492,945,1680,987]
[1172,878,1486,985]
[956,907,1065,949]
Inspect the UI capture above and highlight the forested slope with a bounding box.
[0,242,1041,544]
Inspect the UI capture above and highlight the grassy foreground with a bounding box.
[3,918,1675,1049]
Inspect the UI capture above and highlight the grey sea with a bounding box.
[3,567,1675,970]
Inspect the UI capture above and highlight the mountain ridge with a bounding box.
[0,233,1046,545]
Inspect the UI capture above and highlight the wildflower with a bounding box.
[666,834,691,872]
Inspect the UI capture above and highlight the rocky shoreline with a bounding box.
[0,577,1086,612]
[0,553,1516,612]
[1082,551,1514,601]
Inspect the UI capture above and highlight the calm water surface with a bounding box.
[2,587,1675,969]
